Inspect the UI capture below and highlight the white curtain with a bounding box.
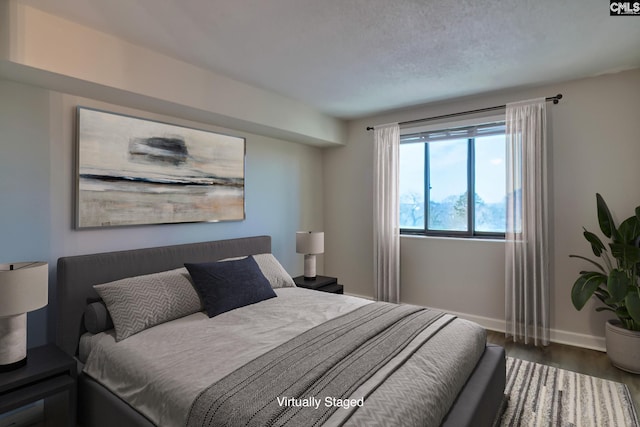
[373,123,400,303]
[505,98,550,346]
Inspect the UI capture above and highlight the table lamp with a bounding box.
[296,231,324,280]
[0,262,48,372]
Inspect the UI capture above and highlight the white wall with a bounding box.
[400,236,505,329]
[324,68,640,350]
[0,78,325,347]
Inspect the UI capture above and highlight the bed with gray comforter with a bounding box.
[57,236,505,427]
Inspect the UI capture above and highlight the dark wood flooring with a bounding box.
[486,330,640,413]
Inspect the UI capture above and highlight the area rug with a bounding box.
[498,357,639,426]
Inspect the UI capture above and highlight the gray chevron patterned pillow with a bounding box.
[252,254,296,288]
[94,267,202,341]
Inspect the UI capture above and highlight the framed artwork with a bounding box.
[76,107,245,228]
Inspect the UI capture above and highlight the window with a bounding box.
[399,121,506,237]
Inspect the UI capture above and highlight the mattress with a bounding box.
[81,288,486,426]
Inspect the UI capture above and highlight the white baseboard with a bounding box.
[426,308,607,353]
[343,292,374,300]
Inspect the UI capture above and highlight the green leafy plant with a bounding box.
[570,193,640,331]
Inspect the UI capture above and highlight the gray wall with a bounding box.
[324,68,640,349]
[0,79,325,348]
[0,80,51,346]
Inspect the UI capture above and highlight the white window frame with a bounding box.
[400,114,506,238]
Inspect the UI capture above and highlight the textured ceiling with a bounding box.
[18,0,640,118]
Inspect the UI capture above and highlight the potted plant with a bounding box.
[570,193,640,373]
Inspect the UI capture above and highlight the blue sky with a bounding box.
[400,135,506,204]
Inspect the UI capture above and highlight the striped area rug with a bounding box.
[499,357,639,427]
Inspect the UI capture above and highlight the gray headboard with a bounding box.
[56,235,272,356]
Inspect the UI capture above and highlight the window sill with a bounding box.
[400,234,505,243]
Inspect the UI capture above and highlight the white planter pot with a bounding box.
[605,319,640,374]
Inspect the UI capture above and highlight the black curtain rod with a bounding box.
[366,94,563,131]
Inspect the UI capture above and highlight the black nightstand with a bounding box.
[0,344,77,427]
[294,275,344,294]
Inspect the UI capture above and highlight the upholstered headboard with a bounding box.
[56,235,271,356]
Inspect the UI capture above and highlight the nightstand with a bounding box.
[294,275,344,294]
[0,344,77,427]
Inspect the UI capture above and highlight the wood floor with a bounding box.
[486,330,640,413]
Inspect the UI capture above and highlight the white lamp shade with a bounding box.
[296,231,324,255]
[0,262,48,317]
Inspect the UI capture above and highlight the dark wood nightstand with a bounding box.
[294,275,344,294]
[0,344,77,427]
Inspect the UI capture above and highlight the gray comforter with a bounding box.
[82,288,486,427]
[187,303,449,426]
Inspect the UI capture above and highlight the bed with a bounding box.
[56,235,505,426]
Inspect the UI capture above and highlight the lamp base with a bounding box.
[0,356,27,372]
[303,254,317,280]
[0,313,27,372]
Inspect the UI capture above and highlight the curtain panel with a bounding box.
[505,99,550,346]
[373,123,400,303]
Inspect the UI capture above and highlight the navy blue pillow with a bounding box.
[185,256,276,318]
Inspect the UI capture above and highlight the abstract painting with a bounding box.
[76,107,245,228]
